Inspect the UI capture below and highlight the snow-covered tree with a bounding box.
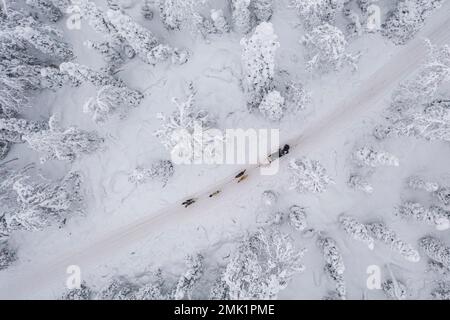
[431,281,450,300]
[231,0,253,34]
[435,186,450,207]
[397,201,450,230]
[241,22,279,110]
[129,160,174,186]
[302,23,359,73]
[281,80,311,113]
[290,0,345,30]
[288,157,334,193]
[141,0,154,20]
[173,254,204,300]
[209,278,230,300]
[84,40,124,73]
[60,282,93,300]
[133,283,166,300]
[382,0,444,45]
[0,117,46,144]
[210,9,229,33]
[0,243,16,270]
[259,90,285,121]
[22,115,104,162]
[382,279,408,300]
[317,236,346,300]
[5,171,83,231]
[339,214,374,250]
[407,175,440,193]
[348,174,374,194]
[252,0,274,23]
[157,0,208,31]
[222,228,306,300]
[96,278,137,300]
[419,236,450,269]
[288,205,308,231]
[83,85,143,124]
[353,146,399,167]
[367,221,420,262]
[26,0,63,22]
[59,62,124,87]
[71,0,115,35]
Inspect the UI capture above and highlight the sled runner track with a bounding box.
[2,3,450,298]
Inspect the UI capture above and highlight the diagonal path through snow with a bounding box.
[2,3,450,298]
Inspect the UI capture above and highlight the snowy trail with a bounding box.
[3,5,450,298]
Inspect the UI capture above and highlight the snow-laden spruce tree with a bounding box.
[241,22,280,110]
[397,201,450,230]
[367,221,421,262]
[71,0,115,35]
[96,278,137,300]
[431,281,450,300]
[231,0,253,34]
[133,283,166,300]
[339,214,375,250]
[288,157,334,193]
[5,171,83,232]
[407,175,440,193]
[390,99,450,142]
[0,117,46,144]
[22,115,103,162]
[173,254,204,300]
[317,236,346,300]
[222,228,306,300]
[353,146,399,167]
[290,0,345,30]
[382,0,444,45]
[302,23,359,73]
[348,174,374,194]
[84,40,124,73]
[259,90,285,121]
[157,0,207,31]
[390,41,450,115]
[252,0,274,23]
[382,279,408,300]
[282,80,311,113]
[83,85,143,124]
[59,62,124,87]
[435,186,450,207]
[211,9,229,34]
[26,0,63,22]
[288,205,308,231]
[141,0,154,20]
[60,282,93,300]
[419,236,450,269]
[0,243,16,271]
[128,160,174,186]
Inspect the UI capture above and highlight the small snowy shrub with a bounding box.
[289,157,333,193]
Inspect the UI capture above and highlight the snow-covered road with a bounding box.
[2,3,450,299]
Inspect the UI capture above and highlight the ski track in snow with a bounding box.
[2,3,450,299]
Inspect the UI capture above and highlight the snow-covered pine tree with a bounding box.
[353,146,399,167]
[419,236,450,269]
[222,228,306,300]
[128,160,174,186]
[0,242,16,270]
[288,157,334,193]
[348,174,374,194]
[209,278,229,300]
[397,201,450,230]
[96,278,137,300]
[290,0,345,30]
[302,23,359,73]
[6,171,83,231]
[288,205,308,231]
[173,254,204,300]
[339,214,375,250]
[382,279,408,300]
[59,62,124,87]
[282,80,311,113]
[26,0,63,22]
[241,22,279,110]
[133,283,166,300]
[210,9,229,34]
[71,0,115,35]
[84,40,124,73]
[141,0,154,20]
[60,282,93,300]
[317,236,346,300]
[231,0,253,34]
[0,117,46,144]
[83,85,143,124]
[382,0,444,45]
[435,186,450,207]
[251,0,274,23]
[157,0,207,31]
[366,221,420,262]
[407,175,440,193]
[259,90,285,121]
[431,281,450,300]
[22,115,104,162]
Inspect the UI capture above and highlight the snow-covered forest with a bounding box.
[0,0,449,300]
